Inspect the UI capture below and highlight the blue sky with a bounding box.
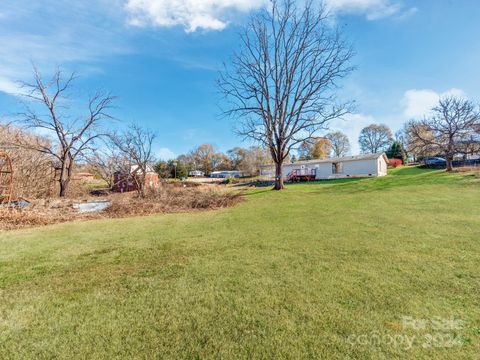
[0,0,479,158]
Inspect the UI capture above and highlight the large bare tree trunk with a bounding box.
[59,167,69,197]
[136,171,146,198]
[218,0,353,191]
[57,159,66,197]
[274,161,284,190]
[445,153,453,171]
[59,179,68,197]
[445,141,454,171]
[57,156,74,197]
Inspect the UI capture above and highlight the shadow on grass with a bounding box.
[243,188,273,196]
[296,167,473,194]
[240,167,475,197]
[287,177,367,186]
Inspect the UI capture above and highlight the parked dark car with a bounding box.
[420,157,446,166]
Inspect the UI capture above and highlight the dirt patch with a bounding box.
[0,186,243,231]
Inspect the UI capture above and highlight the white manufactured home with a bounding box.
[188,170,205,177]
[260,153,388,181]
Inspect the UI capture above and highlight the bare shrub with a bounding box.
[0,208,73,230]
[0,186,243,230]
[105,186,242,217]
[0,198,90,230]
[0,124,55,199]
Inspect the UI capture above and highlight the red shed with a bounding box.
[387,159,403,168]
[113,166,159,193]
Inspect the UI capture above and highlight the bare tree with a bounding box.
[358,124,393,154]
[227,146,271,176]
[326,131,350,157]
[403,122,436,162]
[297,140,314,160]
[191,144,216,176]
[17,66,115,197]
[211,152,232,171]
[86,140,128,189]
[407,96,480,171]
[297,137,331,160]
[219,0,354,189]
[110,123,156,197]
[227,147,247,169]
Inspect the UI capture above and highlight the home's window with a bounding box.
[332,162,343,174]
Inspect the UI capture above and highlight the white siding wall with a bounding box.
[340,159,379,178]
[281,158,385,179]
[261,156,388,180]
[377,157,388,176]
[315,163,333,178]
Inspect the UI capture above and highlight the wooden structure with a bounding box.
[113,169,159,193]
[0,151,13,204]
[287,168,316,182]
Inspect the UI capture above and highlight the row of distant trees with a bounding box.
[3,0,479,197]
[154,144,271,178]
[356,96,480,170]
[292,127,404,163]
[295,131,351,161]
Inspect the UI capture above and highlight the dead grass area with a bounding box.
[452,166,480,175]
[0,186,243,230]
[105,186,242,218]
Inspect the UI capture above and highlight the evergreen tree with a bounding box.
[386,141,407,163]
[169,160,188,179]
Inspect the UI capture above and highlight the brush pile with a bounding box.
[0,186,242,230]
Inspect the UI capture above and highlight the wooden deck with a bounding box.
[287,169,316,182]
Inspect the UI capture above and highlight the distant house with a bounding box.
[188,170,205,177]
[113,165,159,193]
[210,170,242,178]
[260,153,388,181]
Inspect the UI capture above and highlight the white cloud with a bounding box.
[125,0,266,32]
[157,147,175,160]
[402,88,466,119]
[0,78,19,95]
[326,0,415,20]
[125,0,415,33]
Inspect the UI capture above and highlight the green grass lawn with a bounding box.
[1,167,479,359]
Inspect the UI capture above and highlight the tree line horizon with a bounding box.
[1,0,479,195]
